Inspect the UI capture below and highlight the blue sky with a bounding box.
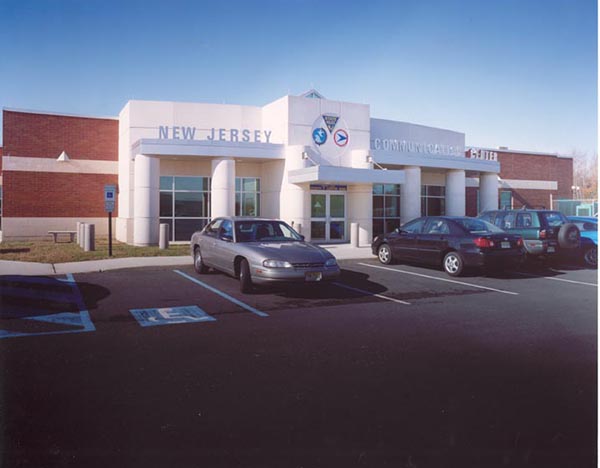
[0,0,597,156]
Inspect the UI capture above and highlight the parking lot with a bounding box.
[0,259,597,467]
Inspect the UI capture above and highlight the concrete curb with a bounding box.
[0,246,375,276]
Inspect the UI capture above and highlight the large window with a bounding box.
[160,176,211,241]
[236,178,260,216]
[500,190,512,209]
[373,184,401,237]
[421,185,445,216]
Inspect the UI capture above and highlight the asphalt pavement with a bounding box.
[0,259,597,467]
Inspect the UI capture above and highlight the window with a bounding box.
[204,219,223,238]
[402,218,426,234]
[421,185,445,216]
[160,176,211,241]
[500,191,512,210]
[235,220,302,242]
[425,219,450,235]
[220,219,234,239]
[372,184,401,237]
[236,178,260,216]
[516,213,534,228]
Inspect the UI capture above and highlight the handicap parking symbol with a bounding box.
[129,305,216,327]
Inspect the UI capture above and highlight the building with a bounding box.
[0,91,574,244]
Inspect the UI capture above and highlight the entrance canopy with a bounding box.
[288,166,405,185]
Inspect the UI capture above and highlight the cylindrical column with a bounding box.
[347,184,373,245]
[159,223,170,249]
[133,154,160,246]
[83,224,95,252]
[77,222,83,248]
[401,166,421,224]
[211,158,236,218]
[445,169,466,216]
[480,172,499,213]
[350,222,359,247]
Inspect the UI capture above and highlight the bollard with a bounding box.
[83,223,95,252]
[350,222,359,247]
[79,222,86,249]
[296,223,302,234]
[159,223,170,249]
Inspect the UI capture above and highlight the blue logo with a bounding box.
[334,129,349,147]
[312,128,327,146]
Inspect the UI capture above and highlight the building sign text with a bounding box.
[158,126,272,144]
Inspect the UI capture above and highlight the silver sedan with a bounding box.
[190,217,341,293]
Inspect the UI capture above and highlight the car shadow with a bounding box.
[234,268,390,299]
[0,275,111,319]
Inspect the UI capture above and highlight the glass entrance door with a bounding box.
[310,192,346,242]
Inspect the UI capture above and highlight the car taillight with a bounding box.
[516,238,524,247]
[539,230,547,239]
[474,237,494,248]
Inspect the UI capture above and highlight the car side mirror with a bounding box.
[220,234,233,242]
[397,229,407,235]
[299,235,305,241]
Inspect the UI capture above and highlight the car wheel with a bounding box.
[583,246,597,268]
[194,247,209,274]
[558,223,580,249]
[239,258,253,293]
[443,251,464,277]
[377,243,393,265]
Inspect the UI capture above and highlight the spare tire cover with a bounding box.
[558,223,580,249]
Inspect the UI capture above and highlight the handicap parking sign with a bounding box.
[129,305,215,327]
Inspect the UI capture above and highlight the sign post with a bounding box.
[104,185,116,256]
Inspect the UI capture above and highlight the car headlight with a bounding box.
[262,259,293,268]
[325,258,338,267]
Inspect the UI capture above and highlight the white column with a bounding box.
[133,154,160,246]
[347,184,373,246]
[280,146,310,239]
[211,158,236,218]
[445,169,466,216]
[401,166,421,224]
[480,172,499,213]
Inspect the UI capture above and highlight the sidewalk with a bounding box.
[0,245,375,276]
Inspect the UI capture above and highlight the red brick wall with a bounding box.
[3,172,118,217]
[3,110,118,161]
[496,150,573,200]
[468,149,574,211]
[0,146,3,172]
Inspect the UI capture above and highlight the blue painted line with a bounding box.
[173,270,269,318]
[130,305,216,327]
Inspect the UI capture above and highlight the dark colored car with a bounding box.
[478,209,580,260]
[371,216,525,277]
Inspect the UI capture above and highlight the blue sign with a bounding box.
[129,305,215,327]
[312,128,327,146]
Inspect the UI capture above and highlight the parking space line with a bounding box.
[357,263,519,296]
[333,282,410,305]
[173,270,269,318]
[516,271,598,287]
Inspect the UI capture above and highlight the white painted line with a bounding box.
[516,271,598,287]
[357,263,519,296]
[333,282,410,305]
[173,270,269,317]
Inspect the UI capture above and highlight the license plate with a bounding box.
[305,271,322,282]
[547,246,556,253]
[501,242,511,249]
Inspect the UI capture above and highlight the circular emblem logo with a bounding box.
[334,129,349,147]
[312,128,327,146]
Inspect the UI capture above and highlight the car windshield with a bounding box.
[541,211,568,227]
[455,218,504,234]
[235,220,302,242]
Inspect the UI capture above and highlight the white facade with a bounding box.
[116,92,500,246]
